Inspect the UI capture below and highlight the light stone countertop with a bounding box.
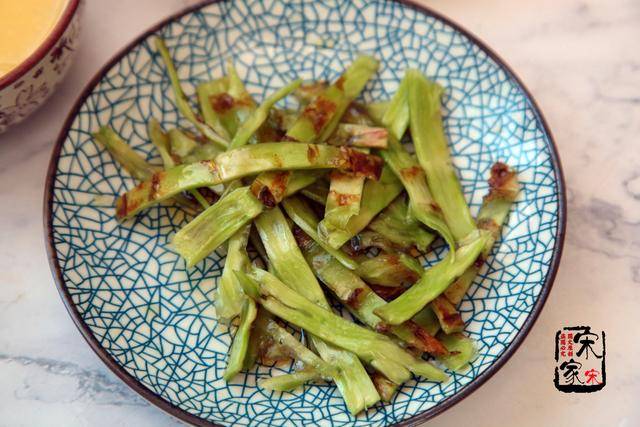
[0,0,638,426]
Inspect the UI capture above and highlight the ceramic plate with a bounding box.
[44,0,566,425]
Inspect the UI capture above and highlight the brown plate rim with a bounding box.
[43,1,567,426]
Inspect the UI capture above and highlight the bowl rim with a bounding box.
[0,0,81,90]
[42,0,567,425]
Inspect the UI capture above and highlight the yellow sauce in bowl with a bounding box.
[0,0,69,78]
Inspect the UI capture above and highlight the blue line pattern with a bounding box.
[49,0,560,425]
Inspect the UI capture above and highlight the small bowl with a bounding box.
[0,0,82,134]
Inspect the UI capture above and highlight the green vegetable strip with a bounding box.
[172,187,263,267]
[167,128,199,157]
[287,55,379,143]
[229,79,302,149]
[251,170,324,208]
[320,170,366,232]
[437,332,477,371]
[254,207,380,414]
[435,163,519,330]
[407,69,476,242]
[411,307,440,337]
[381,76,410,140]
[327,124,389,149]
[155,38,228,149]
[300,179,329,205]
[281,196,358,270]
[294,81,328,105]
[149,120,210,209]
[254,56,380,210]
[368,195,435,252]
[93,126,158,181]
[371,373,398,402]
[320,166,403,249]
[258,315,339,380]
[116,143,381,219]
[378,78,455,252]
[261,369,320,392]
[196,77,232,140]
[355,252,422,287]
[365,101,390,125]
[295,228,447,357]
[215,223,251,320]
[374,233,488,325]
[238,269,447,384]
[430,295,464,334]
[223,299,257,380]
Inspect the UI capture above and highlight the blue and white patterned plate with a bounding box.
[44,0,566,425]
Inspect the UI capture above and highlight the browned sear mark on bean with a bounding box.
[400,165,424,180]
[306,144,320,163]
[335,76,345,91]
[485,161,518,201]
[292,225,314,251]
[345,287,366,308]
[116,194,128,219]
[302,97,337,133]
[369,284,407,301]
[342,148,383,179]
[209,93,235,113]
[149,171,165,201]
[405,321,448,356]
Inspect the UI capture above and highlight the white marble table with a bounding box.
[1,0,638,425]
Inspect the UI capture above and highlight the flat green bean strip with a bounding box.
[378,79,455,252]
[374,233,488,325]
[437,332,477,371]
[253,56,380,210]
[407,69,476,241]
[261,369,320,392]
[293,224,447,356]
[149,121,210,209]
[320,170,366,232]
[196,77,231,140]
[173,186,264,267]
[288,56,379,143]
[411,307,440,337]
[254,207,380,414]
[251,170,324,208]
[238,269,448,384]
[93,126,157,181]
[300,179,329,205]
[381,77,410,140]
[368,195,435,252]
[258,315,339,380]
[168,128,199,157]
[215,223,251,320]
[444,163,519,304]
[223,299,257,380]
[320,166,403,249]
[431,295,464,334]
[371,373,398,402]
[229,80,302,149]
[327,124,388,149]
[365,101,390,125]
[355,252,422,287]
[294,81,328,105]
[281,196,358,270]
[115,143,381,219]
[155,38,228,149]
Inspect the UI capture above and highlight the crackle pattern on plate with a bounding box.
[49,0,560,425]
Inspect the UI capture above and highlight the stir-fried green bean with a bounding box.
[327,124,388,149]
[94,126,158,181]
[407,70,477,242]
[355,252,422,287]
[368,195,435,252]
[223,299,257,380]
[237,269,447,384]
[319,166,403,248]
[155,38,229,149]
[281,196,358,270]
[229,79,302,149]
[374,233,488,325]
[115,143,382,219]
[254,207,380,414]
